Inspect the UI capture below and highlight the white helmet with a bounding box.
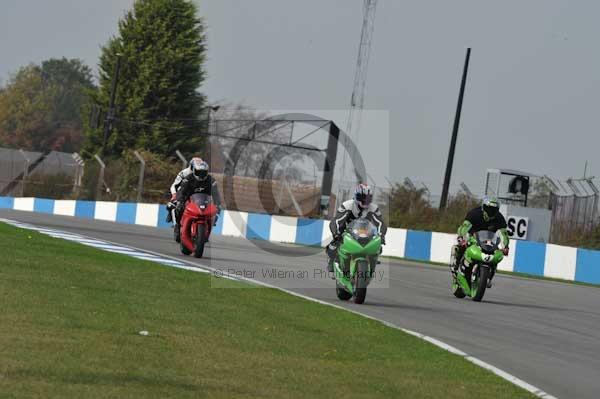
[188,157,202,169]
[190,158,209,181]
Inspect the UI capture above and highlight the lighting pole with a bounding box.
[439,48,471,210]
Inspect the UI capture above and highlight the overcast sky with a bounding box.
[2,0,599,195]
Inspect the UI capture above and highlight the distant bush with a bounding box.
[382,182,479,234]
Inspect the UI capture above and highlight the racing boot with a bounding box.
[174,223,181,243]
[327,258,334,273]
[449,245,459,277]
[325,243,337,273]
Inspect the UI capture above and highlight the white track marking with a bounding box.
[83,243,140,252]
[2,218,187,269]
[1,218,557,399]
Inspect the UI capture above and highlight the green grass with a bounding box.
[0,223,534,398]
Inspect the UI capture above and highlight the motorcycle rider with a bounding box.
[171,158,201,195]
[326,183,387,272]
[452,196,509,288]
[166,157,202,224]
[175,158,222,232]
[166,157,203,242]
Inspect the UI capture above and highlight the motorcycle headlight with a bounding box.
[351,226,370,239]
[481,241,496,254]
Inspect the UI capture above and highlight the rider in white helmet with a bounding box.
[326,183,387,272]
[170,157,202,197]
[166,157,201,228]
[169,158,222,242]
[175,158,222,212]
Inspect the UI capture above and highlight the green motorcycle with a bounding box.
[332,218,382,304]
[451,230,504,302]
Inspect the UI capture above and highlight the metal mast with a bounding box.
[339,0,378,199]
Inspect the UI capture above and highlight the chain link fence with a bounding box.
[0,148,82,198]
[543,176,600,242]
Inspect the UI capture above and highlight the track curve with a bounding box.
[3,209,599,399]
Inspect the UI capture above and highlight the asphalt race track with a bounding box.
[3,209,599,399]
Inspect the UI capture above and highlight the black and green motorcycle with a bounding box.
[451,230,504,302]
[332,218,382,304]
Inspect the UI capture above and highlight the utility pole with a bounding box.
[102,54,122,157]
[439,48,471,210]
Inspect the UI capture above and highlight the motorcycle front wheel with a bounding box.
[353,260,369,304]
[472,265,490,302]
[193,224,206,258]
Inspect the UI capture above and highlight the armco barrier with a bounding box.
[1,196,599,285]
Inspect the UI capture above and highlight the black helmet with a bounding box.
[354,183,373,208]
[482,196,500,219]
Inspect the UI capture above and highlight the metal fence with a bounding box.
[543,176,599,241]
[0,148,81,197]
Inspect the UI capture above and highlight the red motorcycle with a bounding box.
[179,193,218,258]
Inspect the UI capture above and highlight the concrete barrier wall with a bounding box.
[1,196,598,285]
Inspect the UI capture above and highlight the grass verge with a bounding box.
[0,222,534,398]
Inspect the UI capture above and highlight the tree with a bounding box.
[83,0,207,158]
[0,58,94,152]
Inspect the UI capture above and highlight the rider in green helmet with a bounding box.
[452,196,510,288]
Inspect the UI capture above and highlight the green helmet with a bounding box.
[482,196,500,219]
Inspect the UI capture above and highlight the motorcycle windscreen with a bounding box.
[474,230,501,254]
[348,219,378,243]
[190,193,212,209]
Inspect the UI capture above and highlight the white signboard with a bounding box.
[506,216,529,240]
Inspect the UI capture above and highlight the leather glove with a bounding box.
[457,237,468,248]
